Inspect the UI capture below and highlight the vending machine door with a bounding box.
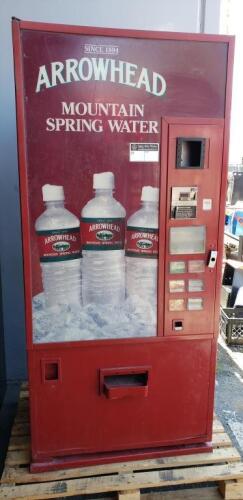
[161,119,224,336]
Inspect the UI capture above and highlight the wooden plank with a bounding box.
[218,479,243,499]
[0,485,225,500]
[8,435,29,451]
[212,432,232,447]
[14,410,28,420]
[1,446,240,483]
[14,404,28,415]
[20,382,28,390]
[213,419,225,433]
[118,490,140,500]
[1,462,243,499]
[13,414,29,424]
[17,395,28,406]
[19,390,29,400]
[16,406,28,415]
[5,449,30,466]
[11,422,30,437]
[16,399,28,410]
[141,486,222,499]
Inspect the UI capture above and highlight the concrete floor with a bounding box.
[215,335,243,457]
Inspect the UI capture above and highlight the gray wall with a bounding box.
[0,0,221,381]
[0,270,6,405]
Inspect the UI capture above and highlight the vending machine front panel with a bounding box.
[12,19,234,470]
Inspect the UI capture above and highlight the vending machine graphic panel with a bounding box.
[12,19,234,471]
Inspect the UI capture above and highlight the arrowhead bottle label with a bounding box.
[81,217,125,250]
[37,227,81,262]
[125,226,159,258]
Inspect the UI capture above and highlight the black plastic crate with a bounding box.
[220,307,243,344]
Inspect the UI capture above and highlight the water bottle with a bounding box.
[126,186,159,324]
[81,172,126,305]
[35,184,81,309]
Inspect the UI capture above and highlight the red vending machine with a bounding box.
[12,19,234,472]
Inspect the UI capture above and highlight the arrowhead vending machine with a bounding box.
[12,19,234,472]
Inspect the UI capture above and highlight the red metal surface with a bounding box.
[12,20,34,352]
[17,18,232,43]
[12,18,234,471]
[29,339,213,459]
[30,442,213,473]
[163,119,224,336]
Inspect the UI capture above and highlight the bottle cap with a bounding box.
[93,172,114,189]
[141,186,159,202]
[42,184,65,202]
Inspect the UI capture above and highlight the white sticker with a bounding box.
[203,198,212,211]
[130,143,159,162]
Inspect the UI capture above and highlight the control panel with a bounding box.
[161,120,224,336]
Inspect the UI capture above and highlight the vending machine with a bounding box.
[12,19,234,472]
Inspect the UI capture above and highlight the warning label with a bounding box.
[129,143,160,162]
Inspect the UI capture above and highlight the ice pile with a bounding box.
[33,293,156,343]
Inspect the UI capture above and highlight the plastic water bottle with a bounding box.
[126,186,159,323]
[81,172,126,305]
[35,184,81,309]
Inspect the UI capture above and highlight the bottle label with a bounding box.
[36,227,81,262]
[125,226,159,258]
[81,217,125,250]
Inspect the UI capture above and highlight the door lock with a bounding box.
[208,250,218,268]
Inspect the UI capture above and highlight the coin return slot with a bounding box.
[173,320,184,331]
[176,138,205,168]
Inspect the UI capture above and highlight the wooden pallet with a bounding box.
[1,384,243,499]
